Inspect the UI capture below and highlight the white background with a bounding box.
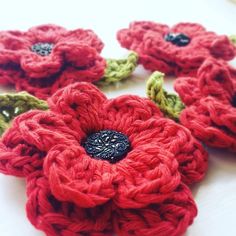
[0,0,236,235]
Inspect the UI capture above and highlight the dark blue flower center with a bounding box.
[31,42,54,56]
[83,130,130,163]
[165,33,190,47]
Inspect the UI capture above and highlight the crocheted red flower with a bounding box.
[0,82,207,235]
[0,24,105,98]
[117,21,236,76]
[175,58,236,151]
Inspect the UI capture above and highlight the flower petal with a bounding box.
[0,110,81,177]
[25,24,67,43]
[26,171,113,236]
[180,97,236,151]
[113,184,197,236]
[171,23,206,38]
[103,95,162,133]
[114,144,181,208]
[48,82,107,133]
[44,145,118,208]
[20,51,63,78]
[127,118,208,185]
[60,29,104,53]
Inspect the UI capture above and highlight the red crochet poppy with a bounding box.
[0,24,105,99]
[175,58,236,151]
[0,82,207,235]
[117,21,236,76]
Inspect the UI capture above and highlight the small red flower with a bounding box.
[117,21,236,76]
[0,24,106,99]
[0,82,207,236]
[175,58,236,151]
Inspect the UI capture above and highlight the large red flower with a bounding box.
[0,82,207,235]
[117,21,236,76]
[0,24,106,98]
[175,58,236,151]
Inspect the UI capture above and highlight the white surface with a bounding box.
[0,0,236,235]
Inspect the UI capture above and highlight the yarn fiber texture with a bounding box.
[147,58,236,152]
[117,21,236,76]
[146,71,185,120]
[0,24,105,99]
[0,24,138,99]
[0,92,48,135]
[0,82,208,236]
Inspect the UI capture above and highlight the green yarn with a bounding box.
[230,35,236,45]
[146,71,185,120]
[0,92,48,135]
[98,52,138,85]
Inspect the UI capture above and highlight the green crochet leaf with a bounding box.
[0,92,48,135]
[146,71,185,121]
[98,52,138,85]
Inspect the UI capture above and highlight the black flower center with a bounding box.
[164,33,190,47]
[83,130,130,163]
[31,43,54,56]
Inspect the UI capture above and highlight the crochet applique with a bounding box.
[117,21,236,76]
[0,82,208,236]
[0,24,138,99]
[147,58,236,152]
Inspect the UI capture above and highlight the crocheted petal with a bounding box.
[0,31,31,64]
[114,144,181,208]
[117,21,169,49]
[57,57,106,84]
[59,29,104,53]
[130,118,208,185]
[174,76,200,106]
[139,52,174,74]
[0,66,24,85]
[0,110,81,177]
[171,23,206,38]
[180,98,236,151]
[26,172,113,236]
[54,42,105,72]
[25,24,67,43]
[44,145,117,208]
[210,35,236,60]
[20,51,63,78]
[7,110,81,151]
[0,137,45,177]
[113,184,197,236]
[103,95,162,133]
[48,82,107,133]
[197,58,235,101]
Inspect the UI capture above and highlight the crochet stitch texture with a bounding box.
[0,82,208,236]
[0,24,105,98]
[0,92,48,135]
[147,58,236,152]
[117,21,236,76]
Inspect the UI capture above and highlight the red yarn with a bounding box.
[175,58,236,151]
[26,171,197,236]
[0,24,106,99]
[117,21,236,76]
[0,82,207,235]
